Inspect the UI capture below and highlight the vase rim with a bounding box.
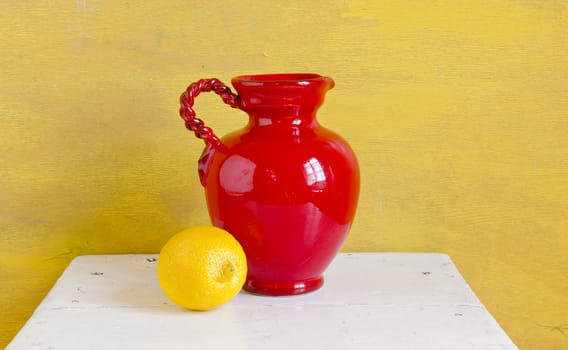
[232,73,331,85]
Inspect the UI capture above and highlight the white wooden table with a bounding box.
[7,253,518,350]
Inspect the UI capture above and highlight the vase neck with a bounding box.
[247,114,319,130]
[232,73,334,120]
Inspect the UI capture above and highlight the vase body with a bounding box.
[182,74,359,296]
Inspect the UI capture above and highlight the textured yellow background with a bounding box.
[1,1,567,348]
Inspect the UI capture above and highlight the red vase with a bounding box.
[179,73,359,296]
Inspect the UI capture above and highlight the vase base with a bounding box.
[244,276,324,296]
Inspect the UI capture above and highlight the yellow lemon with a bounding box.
[157,226,247,311]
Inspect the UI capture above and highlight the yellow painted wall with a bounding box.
[1,1,567,348]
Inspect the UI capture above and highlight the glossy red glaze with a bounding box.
[179,74,359,295]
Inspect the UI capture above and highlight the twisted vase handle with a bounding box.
[179,79,242,148]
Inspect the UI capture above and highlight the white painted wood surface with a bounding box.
[7,253,517,350]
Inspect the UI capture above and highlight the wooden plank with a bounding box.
[7,253,517,350]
